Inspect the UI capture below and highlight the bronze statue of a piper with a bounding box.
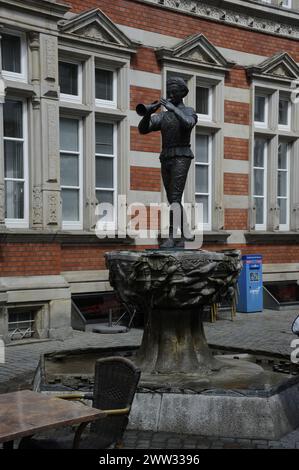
[137,76,198,249]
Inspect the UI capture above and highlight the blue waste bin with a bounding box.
[237,254,263,313]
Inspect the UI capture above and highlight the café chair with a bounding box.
[19,356,141,449]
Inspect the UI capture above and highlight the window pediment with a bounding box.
[156,33,234,72]
[59,8,138,53]
[247,52,299,82]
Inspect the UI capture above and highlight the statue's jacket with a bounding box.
[138,103,198,162]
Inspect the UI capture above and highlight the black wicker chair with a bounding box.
[19,356,141,449]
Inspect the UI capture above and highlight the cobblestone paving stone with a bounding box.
[1,308,299,449]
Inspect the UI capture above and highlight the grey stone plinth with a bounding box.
[129,376,299,440]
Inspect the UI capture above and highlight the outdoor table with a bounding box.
[0,390,106,449]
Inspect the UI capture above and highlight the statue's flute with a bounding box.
[136,99,172,116]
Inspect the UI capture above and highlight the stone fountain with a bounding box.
[105,250,299,439]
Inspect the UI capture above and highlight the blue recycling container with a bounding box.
[237,254,263,313]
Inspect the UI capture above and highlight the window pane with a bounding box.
[254,169,264,196]
[254,95,266,123]
[95,69,113,101]
[62,188,79,221]
[254,139,265,168]
[279,99,289,126]
[278,199,287,225]
[5,180,24,219]
[59,62,78,96]
[195,166,209,194]
[195,135,209,163]
[96,123,113,154]
[4,100,22,138]
[278,142,288,169]
[255,198,264,225]
[96,190,114,222]
[278,171,287,197]
[4,141,23,178]
[96,157,114,189]
[60,154,79,187]
[1,34,21,73]
[195,195,209,224]
[60,118,79,152]
[196,87,209,115]
[96,190,114,205]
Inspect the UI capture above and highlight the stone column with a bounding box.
[29,32,43,228]
[39,33,61,230]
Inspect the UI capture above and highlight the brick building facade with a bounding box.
[0,0,299,341]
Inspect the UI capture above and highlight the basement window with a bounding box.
[8,308,36,341]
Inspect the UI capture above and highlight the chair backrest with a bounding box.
[91,356,141,447]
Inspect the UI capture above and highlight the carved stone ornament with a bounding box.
[47,193,59,225]
[246,52,299,81]
[0,183,5,223]
[156,33,235,71]
[32,187,43,225]
[139,0,299,41]
[59,8,139,50]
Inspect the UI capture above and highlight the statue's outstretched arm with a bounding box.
[138,113,162,134]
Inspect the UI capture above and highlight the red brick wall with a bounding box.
[130,166,161,191]
[0,244,61,276]
[68,0,299,61]
[224,209,248,230]
[131,47,161,74]
[130,86,160,111]
[204,244,299,264]
[225,68,250,89]
[224,173,249,195]
[130,126,161,153]
[224,101,250,125]
[224,137,249,161]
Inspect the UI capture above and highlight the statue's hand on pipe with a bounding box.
[160,97,176,112]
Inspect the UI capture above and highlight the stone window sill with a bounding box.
[245,231,299,244]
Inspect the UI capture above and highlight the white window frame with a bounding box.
[59,60,82,104]
[281,0,292,8]
[60,117,83,230]
[95,67,117,109]
[95,121,118,230]
[1,30,27,83]
[195,133,212,231]
[277,141,290,231]
[254,93,268,129]
[4,98,29,228]
[253,137,268,231]
[196,85,213,122]
[278,93,291,131]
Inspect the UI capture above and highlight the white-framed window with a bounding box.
[95,67,117,108]
[1,30,27,82]
[277,140,290,231]
[196,84,212,121]
[60,117,83,230]
[254,93,268,128]
[195,133,212,231]
[278,92,291,130]
[59,60,82,103]
[95,121,117,228]
[281,0,292,8]
[4,98,28,227]
[253,137,268,231]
